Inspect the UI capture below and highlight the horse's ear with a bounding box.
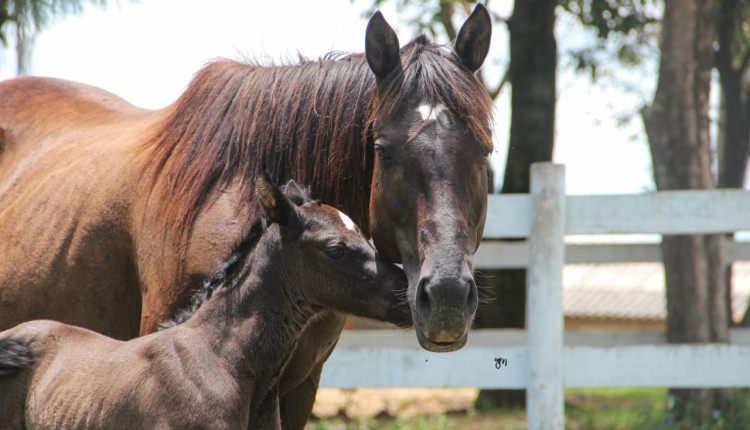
[255,173,301,232]
[454,3,492,72]
[282,180,310,206]
[365,11,401,79]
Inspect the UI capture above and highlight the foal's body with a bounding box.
[3,320,252,429]
[0,177,408,429]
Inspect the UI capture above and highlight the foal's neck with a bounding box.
[183,231,314,396]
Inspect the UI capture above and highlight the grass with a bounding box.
[306,388,750,429]
[566,388,668,430]
[566,388,750,429]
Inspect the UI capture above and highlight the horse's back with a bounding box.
[0,77,163,340]
[0,76,148,124]
[0,76,152,168]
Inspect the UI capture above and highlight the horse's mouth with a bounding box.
[416,328,468,353]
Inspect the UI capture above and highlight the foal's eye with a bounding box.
[374,143,392,161]
[325,245,347,259]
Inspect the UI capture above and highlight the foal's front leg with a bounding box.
[249,385,281,430]
[278,362,326,430]
[277,312,347,430]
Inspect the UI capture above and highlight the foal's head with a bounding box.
[253,173,410,326]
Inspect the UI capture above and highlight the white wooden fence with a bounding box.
[319,163,750,429]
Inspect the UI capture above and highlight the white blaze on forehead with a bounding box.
[337,210,358,232]
[417,103,447,121]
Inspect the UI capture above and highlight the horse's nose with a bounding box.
[415,274,478,340]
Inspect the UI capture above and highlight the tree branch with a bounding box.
[436,2,457,42]
[479,63,509,101]
[740,49,750,76]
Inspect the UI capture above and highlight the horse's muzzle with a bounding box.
[413,273,477,352]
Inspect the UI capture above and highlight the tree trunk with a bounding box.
[501,1,557,194]
[716,0,750,192]
[641,0,728,421]
[716,0,750,327]
[475,0,557,409]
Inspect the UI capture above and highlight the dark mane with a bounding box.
[140,35,492,246]
[158,216,267,329]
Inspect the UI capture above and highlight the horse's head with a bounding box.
[365,5,493,352]
[255,174,411,327]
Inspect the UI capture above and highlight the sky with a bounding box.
[0,0,656,196]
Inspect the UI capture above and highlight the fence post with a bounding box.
[526,162,566,430]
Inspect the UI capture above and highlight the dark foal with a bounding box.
[0,175,409,430]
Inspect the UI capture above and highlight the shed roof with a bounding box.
[563,262,750,322]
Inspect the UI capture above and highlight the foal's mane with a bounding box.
[158,216,267,329]
[140,35,493,247]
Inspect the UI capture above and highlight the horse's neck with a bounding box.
[183,238,314,394]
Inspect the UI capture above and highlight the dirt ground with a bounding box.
[309,388,528,429]
[311,388,480,419]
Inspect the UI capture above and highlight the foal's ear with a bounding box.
[365,11,401,79]
[454,3,492,72]
[282,180,310,206]
[255,173,301,231]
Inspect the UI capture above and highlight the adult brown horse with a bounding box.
[0,5,492,428]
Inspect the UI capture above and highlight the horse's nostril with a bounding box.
[417,276,477,319]
[416,277,432,320]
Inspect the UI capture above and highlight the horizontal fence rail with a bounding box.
[483,189,750,239]
[473,241,750,268]
[320,329,750,389]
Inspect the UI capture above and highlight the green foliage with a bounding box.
[0,0,113,74]
[723,0,750,69]
[1,0,108,43]
[559,0,659,40]
[353,0,662,99]
[559,0,661,79]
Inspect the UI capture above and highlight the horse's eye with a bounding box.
[325,245,347,259]
[374,143,392,161]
